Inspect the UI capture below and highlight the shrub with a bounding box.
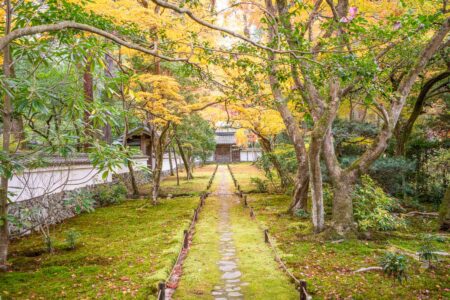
[43,235,54,253]
[65,189,95,214]
[379,252,408,283]
[94,183,127,206]
[65,229,81,250]
[294,209,309,219]
[418,235,439,267]
[353,175,405,231]
[250,177,268,193]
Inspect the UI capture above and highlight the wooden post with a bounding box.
[183,230,189,249]
[264,229,269,243]
[250,207,255,218]
[244,196,248,207]
[299,281,307,300]
[158,282,165,300]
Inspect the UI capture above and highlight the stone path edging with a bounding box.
[157,164,219,300]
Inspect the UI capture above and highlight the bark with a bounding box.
[83,59,94,151]
[439,186,450,231]
[175,137,193,180]
[168,143,174,176]
[152,125,170,204]
[173,146,180,186]
[394,71,450,156]
[0,0,12,269]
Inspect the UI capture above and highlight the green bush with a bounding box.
[379,252,408,283]
[294,209,309,219]
[418,235,439,267]
[94,183,127,206]
[353,175,405,231]
[65,189,95,214]
[65,229,81,250]
[250,177,268,193]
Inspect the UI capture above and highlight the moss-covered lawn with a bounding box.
[141,164,217,197]
[230,163,450,299]
[0,165,215,299]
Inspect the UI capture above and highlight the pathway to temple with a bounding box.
[173,165,297,299]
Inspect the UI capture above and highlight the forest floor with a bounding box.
[230,163,450,299]
[0,165,214,299]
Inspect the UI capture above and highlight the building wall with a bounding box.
[239,149,262,162]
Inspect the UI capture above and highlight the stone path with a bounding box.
[210,166,247,300]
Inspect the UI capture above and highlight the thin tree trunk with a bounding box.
[175,137,193,179]
[173,146,180,186]
[0,0,12,269]
[168,144,174,176]
[83,58,94,151]
[152,125,170,204]
[119,48,139,196]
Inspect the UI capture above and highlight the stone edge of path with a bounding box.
[157,164,219,300]
[226,164,312,300]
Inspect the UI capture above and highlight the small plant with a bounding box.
[294,209,309,219]
[418,235,438,268]
[65,229,81,250]
[379,252,408,283]
[250,177,268,193]
[43,235,54,253]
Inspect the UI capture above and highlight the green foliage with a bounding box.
[250,177,268,193]
[418,235,439,266]
[65,189,95,214]
[65,229,81,250]
[93,183,127,207]
[294,209,309,219]
[353,175,405,231]
[379,252,408,283]
[175,114,215,163]
[43,235,54,253]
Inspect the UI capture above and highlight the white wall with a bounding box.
[8,155,182,203]
[240,149,262,162]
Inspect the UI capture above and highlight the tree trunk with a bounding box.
[308,134,325,232]
[394,71,450,156]
[331,175,356,235]
[175,137,193,179]
[168,144,174,176]
[173,146,180,186]
[152,125,170,204]
[0,0,12,270]
[439,186,450,231]
[83,59,94,151]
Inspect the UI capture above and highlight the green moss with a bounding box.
[0,197,199,299]
[174,190,222,299]
[230,163,450,299]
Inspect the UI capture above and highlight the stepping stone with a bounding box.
[228,291,243,297]
[219,264,236,272]
[211,291,223,296]
[226,287,241,292]
[218,261,236,266]
[222,271,241,280]
[226,279,240,283]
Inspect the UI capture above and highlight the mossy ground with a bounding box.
[176,165,297,299]
[230,163,450,299]
[141,164,216,197]
[0,165,214,299]
[173,180,222,299]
